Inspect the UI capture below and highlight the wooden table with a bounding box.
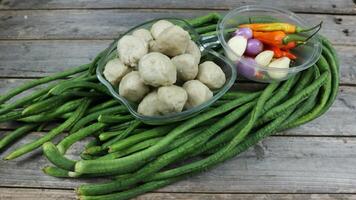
[0,1,356,199]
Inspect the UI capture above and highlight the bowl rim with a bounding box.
[217,5,322,73]
[96,18,237,124]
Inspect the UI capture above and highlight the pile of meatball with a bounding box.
[103,20,226,116]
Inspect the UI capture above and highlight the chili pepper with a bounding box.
[267,45,297,60]
[239,22,322,33]
[281,41,296,49]
[253,31,286,46]
[253,31,309,47]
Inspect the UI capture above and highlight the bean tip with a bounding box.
[107,147,114,153]
[3,155,12,160]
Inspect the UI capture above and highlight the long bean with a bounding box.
[108,125,175,152]
[103,120,142,150]
[0,110,23,123]
[0,124,38,151]
[4,98,91,160]
[98,115,134,124]
[79,176,183,200]
[70,106,127,133]
[145,72,328,184]
[43,166,71,178]
[98,129,146,142]
[49,81,109,96]
[87,100,120,114]
[77,99,259,195]
[19,98,83,123]
[74,92,260,175]
[97,138,163,160]
[57,123,107,154]
[287,56,332,127]
[43,142,76,171]
[0,75,95,116]
[186,12,221,27]
[0,64,89,104]
[22,93,74,116]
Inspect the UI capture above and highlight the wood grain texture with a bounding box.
[1,188,356,200]
[0,10,355,45]
[0,0,355,14]
[0,41,354,84]
[1,135,356,193]
[0,40,109,78]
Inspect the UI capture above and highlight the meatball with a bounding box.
[197,61,226,90]
[137,91,160,116]
[185,40,201,64]
[119,71,149,102]
[154,25,191,57]
[183,80,213,109]
[138,52,177,87]
[132,28,153,43]
[117,35,148,67]
[150,20,174,39]
[157,85,187,114]
[103,58,131,85]
[171,54,198,81]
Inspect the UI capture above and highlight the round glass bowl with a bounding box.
[97,18,236,125]
[217,5,322,83]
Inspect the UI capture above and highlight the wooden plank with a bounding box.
[1,136,356,193]
[0,0,355,14]
[0,41,354,84]
[0,40,109,78]
[0,81,355,136]
[0,188,76,200]
[1,188,356,200]
[0,10,354,45]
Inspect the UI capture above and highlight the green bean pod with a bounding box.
[0,124,38,151]
[75,92,260,175]
[57,123,107,154]
[0,64,89,104]
[4,98,91,160]
[97,115,134,124]
[43,142,76,171]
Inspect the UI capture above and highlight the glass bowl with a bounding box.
[96,18,237,125]
[217,5,322,83]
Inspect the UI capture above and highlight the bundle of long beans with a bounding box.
[0,13,339,200]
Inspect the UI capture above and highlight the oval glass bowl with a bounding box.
[97,18,237,125]
[217,5,322,83]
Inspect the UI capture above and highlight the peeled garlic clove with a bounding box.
[226,35,247,62]
[255,50,274,67]
[267,57,290,80]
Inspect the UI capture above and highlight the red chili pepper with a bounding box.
[280,41,296,50]
[267,45,297,60]
[239,22,322,33]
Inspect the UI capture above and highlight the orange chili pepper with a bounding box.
[253,31,307,48]
[253,31,286,46]
[239,22,322,34]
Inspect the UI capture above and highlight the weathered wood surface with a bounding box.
[0,0,355,15]
[0,10,355,45]
[0,41,355,84]
[0,0,355,199]
[1,135,356,193]
[1,188,356,200]
[0,40,108,78]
